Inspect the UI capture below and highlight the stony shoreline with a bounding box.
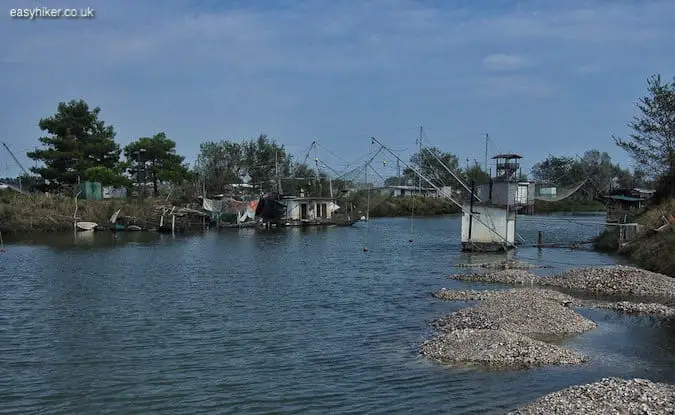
[421,287,595,369]
[449,265,675,305]
[424,264,675,408]
[509,377,675,414]
[421,329,586,370]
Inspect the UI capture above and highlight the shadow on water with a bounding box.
[1,214,674,414]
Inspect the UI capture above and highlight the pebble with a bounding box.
[420,329,586,370]
[432,288,596,341]
[588,301,675,318]
[449,265,675,304]
[510,377,675,414]
[544,265,675,301]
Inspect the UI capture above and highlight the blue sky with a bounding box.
[1,0,674,180]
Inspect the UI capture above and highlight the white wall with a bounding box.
[461,204,516,245]
[284,200,333,220]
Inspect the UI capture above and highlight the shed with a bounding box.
[79,181,102,200]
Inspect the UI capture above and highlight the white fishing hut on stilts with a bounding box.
[461,153,535,252]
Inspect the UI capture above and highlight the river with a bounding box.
[1,214,675,414]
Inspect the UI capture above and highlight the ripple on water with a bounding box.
[1,216,675,414]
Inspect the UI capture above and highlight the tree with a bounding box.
[84,166,129,187]
[464,165,491,185]
[614,74,675,197]
[384,176,401,186]
[123,132,188,196]
[403,147,462,188]
[27,99,122,189]
[196,140,245,193]
[530,155,578,186]
[243,134,292,193]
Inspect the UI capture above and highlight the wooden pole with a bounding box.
[171,214,176,234]
[537,231,543,248]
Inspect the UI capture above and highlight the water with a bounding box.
[1,214,675,414]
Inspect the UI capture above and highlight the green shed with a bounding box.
[80,181,102,200]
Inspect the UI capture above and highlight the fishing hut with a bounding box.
[461,153,535,252]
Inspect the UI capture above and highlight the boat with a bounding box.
[75,221,98,231]
[127,225,142,232]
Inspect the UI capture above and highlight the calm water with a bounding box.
[2,214,675,414]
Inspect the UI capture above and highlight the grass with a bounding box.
[0,190,161,233]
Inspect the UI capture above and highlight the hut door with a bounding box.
[301,203,308,219]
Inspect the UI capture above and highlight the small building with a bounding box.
[537,186,557,198]
[103,186,127,199]
[282,197,340,221]
[474,181,535,207]
[79,181,102,200]
[375,185,439,198]
[461,153,529,252]
[632,188,656,199]
[603,190,647,223]
[461,204,517,252]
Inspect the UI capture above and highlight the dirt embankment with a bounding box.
[594,198,675,277]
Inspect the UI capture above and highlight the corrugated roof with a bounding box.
[491,153,523,159]
[604,195,645,202]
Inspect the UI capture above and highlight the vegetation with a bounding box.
[614,74,675,202]
[1,78,671,235]
[593,74,675,276]
[344,191,461,218]
[26,100,124,190]
[123,132,190,196]
[0,190,158,234]
[530,150,643,202]
[534,199,606,214]
[23,100,190,195]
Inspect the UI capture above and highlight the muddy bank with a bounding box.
[510,377,675,414]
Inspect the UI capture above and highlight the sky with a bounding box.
[1,0,674,180]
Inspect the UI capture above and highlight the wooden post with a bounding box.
[537,231,543,248]
[171,214,176,234]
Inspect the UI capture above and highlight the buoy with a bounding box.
[363,247,368,252]
[409,239,413,243]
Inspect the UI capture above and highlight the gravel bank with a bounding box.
[432,289,499,301]
[449,269,539,285]
[434,287,675,319]
[589,301,675,318]
[544,265,675,300]
[432,288,596,340]
[420,329,586,369]
[510,377,675,414]
[449,265,675,302]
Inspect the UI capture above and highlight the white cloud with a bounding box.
[482,54,533,72]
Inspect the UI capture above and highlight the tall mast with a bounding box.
[313,141,321,197]
[275,150,282,194]
[484,133,489,173]
[418,126,423,194]
[365,160,369,221]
